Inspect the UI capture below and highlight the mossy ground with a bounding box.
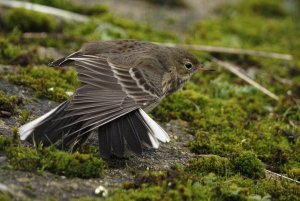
[0,0,300,200]
[0,135,106,178]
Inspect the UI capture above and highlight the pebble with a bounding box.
[94,185,108,197]
[0,111,12,117]
[0,156,7,164]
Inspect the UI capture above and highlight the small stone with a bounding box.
[0,156,7,164]
[0,111,12,117]
[94,185,108,197]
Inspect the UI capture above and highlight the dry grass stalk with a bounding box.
[265,169,300,184]
[213,59,280,101]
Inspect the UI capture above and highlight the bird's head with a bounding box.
[170,47,214,84]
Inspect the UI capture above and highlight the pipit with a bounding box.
[19,40,213,158]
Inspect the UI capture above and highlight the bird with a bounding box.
[19,40,213,159]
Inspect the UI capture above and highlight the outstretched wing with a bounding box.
[52,54,163,138]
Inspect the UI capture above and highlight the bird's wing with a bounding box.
[50,54,161,138]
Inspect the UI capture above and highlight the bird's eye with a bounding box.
[185,62,193,69]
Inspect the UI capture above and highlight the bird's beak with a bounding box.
[198,65,215,72]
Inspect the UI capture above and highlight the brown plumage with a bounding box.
[19,40,211,158]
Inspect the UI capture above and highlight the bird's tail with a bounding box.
[19,103,170,157]
[19,101,88,149]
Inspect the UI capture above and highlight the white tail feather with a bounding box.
[19,104,62,140]
[148,133,159,148]
[139,109,170,144]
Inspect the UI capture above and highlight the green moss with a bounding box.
[6,66,79,102]
[0,90,18,114]
[4,8,58,32]
[219,0,289,18]
[185,156,233,177]
[6,146,41,171]
[107,169,300,201]
[0,192,14,201]
[288,167,300,181]
[233,151,265,179]
[0,135,11,152]
[41,150,106,178]
[0,135,106,178]
[0,38,21,61]
[17,110,31,124]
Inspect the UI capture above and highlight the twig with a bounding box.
[265,169,300,184]
[162,43,293,61]
[213,58,280,101]
[0,0,88,22]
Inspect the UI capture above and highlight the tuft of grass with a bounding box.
[0,135,106,178]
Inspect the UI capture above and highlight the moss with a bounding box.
[4,8,58,32]
[0,135,106,178]
[41,150,106,178]
[185,156,233,177]
[6,146,41,171]
[0,192,14,201]
[17,110,31,125]
[0,135,11,152]
[220,0,289,18]
[0,38,21,61]
[107,169,300,201]
[0,90,19,115]
[6,66,79,102]
[288,167,300,181]
[233,151,265,179]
